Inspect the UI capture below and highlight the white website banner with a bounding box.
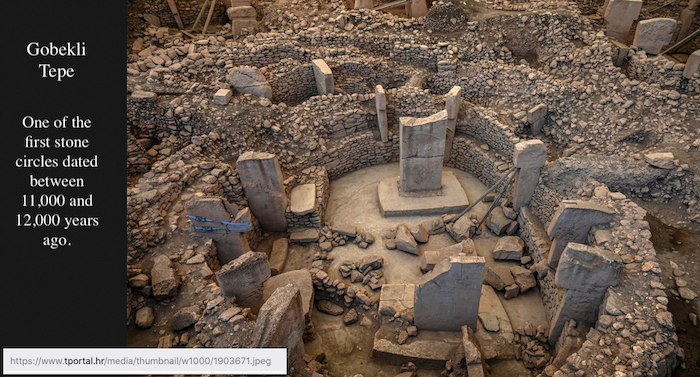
[3,348,288,375]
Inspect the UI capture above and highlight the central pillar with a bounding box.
[399,110,448,193]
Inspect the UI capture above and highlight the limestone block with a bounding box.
[331,223,356,237]
[151,255,178,299]
[492,236,524,261]
[513,140,547,169]
[399,110,448,192]
[678,9,697,39]
[227,6,256,19]
[229,66,271,98]
[290,183,316,215]
[375,85,387,110]
[311,59,334,95]
[444,86,461,162]
[527,103,547,135]
[555,243,622,293]
[252,284,305,369]
[232,18,257,35]
[644,152,675,169]
[289,228,319,243]
[216,252,271,304]
[213,89,232,105]
[604,0,642,41]
[684,50,700,79]
[633,18,677,55]
[546,200,615,268]
[263,269,313,318]
[395,224,419,255]
[445,86,462,119]
[421,239,475,273]
[410,0,429,17]
[414,255,485,331]
[236,151,288,232]
[269,238,289,276]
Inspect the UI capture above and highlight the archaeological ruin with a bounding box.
[126,0,700,376]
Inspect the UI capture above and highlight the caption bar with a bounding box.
[3,348,287,375]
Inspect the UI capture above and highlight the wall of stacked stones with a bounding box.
[127,128,150,175]
[385,87,438,127]
[447,136,514,195]
[138,0,228,29]
[458,106,520,161]
[625,51,699,93]
[229,42,312,68]
[266,63,317,104]
[284,166,330,230]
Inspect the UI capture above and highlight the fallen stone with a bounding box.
[318,300,344,316]
[411,223,429,243]
[504,284,519,299]
[151,255,178,299]
[269,238,289,276]
[447,215,476,242]
[343,309,358,325]
[359,255,384,272]
[483,266,515,291]
[486,207,513,236]
[228,66,272,98]
[644,152,675,169]
[510,266,537,293]
[395,225,419,255]
[492,236,525,261]
[135,307,155,328]
[171,306,201,331]
[478,313,500,332]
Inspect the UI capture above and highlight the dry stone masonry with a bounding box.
[126,0,700,375]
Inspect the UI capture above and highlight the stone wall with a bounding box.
[458,105,521,161]
[266,62,317,104]
[136,0,228,29]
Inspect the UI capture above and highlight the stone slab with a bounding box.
[421,239,476,273]
[379,283,415,317]
[263,269,313,318]
[684,50,700,79]
[236,151,288,232]
[555,242,623,293]
[378,170,469,217]
[290,183,316,216]
[311,59,334,95]
[216,251,270,303]
[414,255,485,331]
[399,110,448,192]
[252,284,305,369]
[633,18,677,55]
[268,238,288,276]
[475,285,515,360]
[372,328,462,368]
